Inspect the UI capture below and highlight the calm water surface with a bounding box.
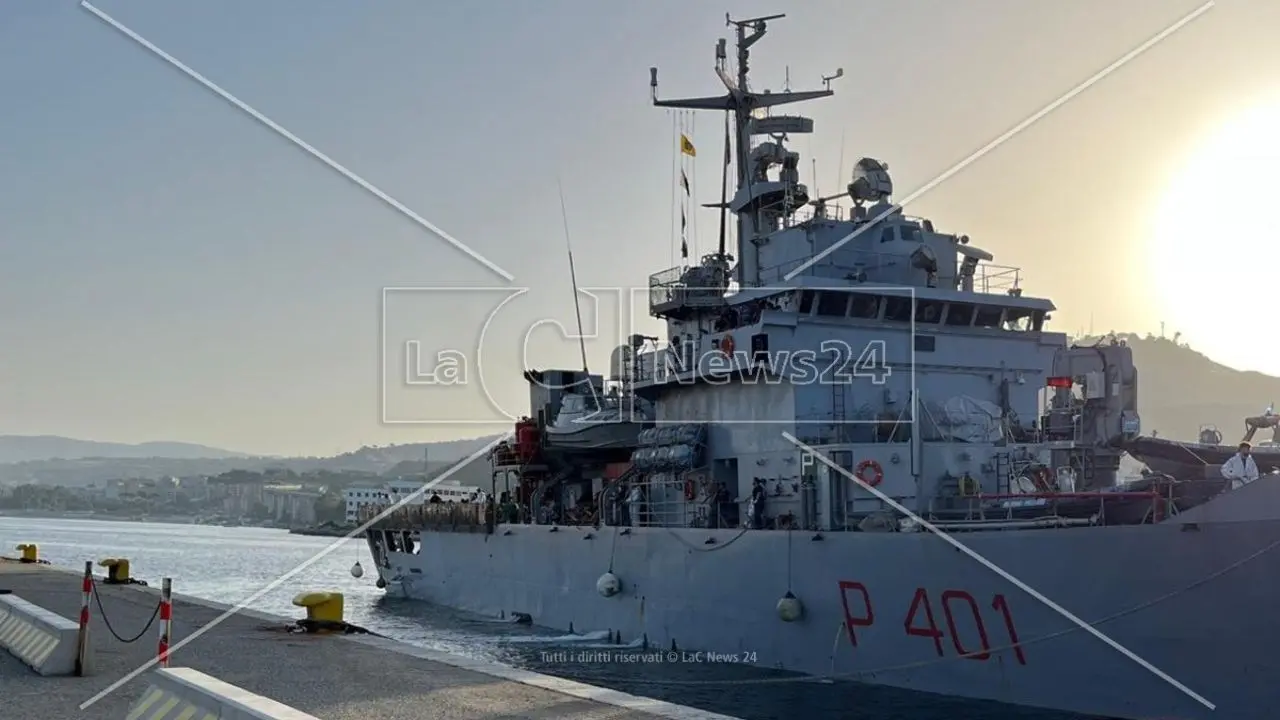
[1,516,1093,720]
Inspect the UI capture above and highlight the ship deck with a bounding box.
[0,561,736,720]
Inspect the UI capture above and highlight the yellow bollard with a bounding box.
[291,591,345,625]
[15,544,38,563]
[98,558,132,584]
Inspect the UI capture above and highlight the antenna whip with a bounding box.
[557,179,591,378]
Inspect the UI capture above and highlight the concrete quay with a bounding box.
[0,562,740,720]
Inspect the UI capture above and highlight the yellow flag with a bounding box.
[680,134,696,157]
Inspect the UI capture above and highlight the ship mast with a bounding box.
[650,12,835,287]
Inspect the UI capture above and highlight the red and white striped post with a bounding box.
[76,561,92,676]
[157,578,172,667]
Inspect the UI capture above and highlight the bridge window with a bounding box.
[898,224,922,243]
[849,293,881,319]
[884,296,912,322]
[1004,308,1035,331]
[1001,308,1045,332]
[816,291,849,317]
[879,226,896,243]
[798,291,816,315]
[945,302,975,326]
[915,300,943,324]
[974,305,1003,329]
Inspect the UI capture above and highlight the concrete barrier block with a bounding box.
[0,593,83,675]
[128,667,321,720]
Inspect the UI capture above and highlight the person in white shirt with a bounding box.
[1221,442,1260,490]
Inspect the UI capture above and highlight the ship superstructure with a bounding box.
[364,14,1280,720]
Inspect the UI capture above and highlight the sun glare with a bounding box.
[1151,97,1280,373]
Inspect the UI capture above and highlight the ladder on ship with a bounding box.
[993,451,1011,495]
[832,382,847,443]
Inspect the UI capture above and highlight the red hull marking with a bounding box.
[941,590,991,660]
[904,587,945,656]
[906,586,947,653]
[992,593,1027,665]
[837,580,874,647]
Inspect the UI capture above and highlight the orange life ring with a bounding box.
[684,478,697,501]
[854,459,883,487]
[720,335,735,355]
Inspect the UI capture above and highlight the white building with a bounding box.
[344,486,387,524]
[343,481,483,524]
[386,479,481,504]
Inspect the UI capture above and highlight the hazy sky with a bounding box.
[3,0,1279,455]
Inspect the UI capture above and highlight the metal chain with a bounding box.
[90,579,161,644]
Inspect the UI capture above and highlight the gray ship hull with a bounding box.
[370,484,1280,720]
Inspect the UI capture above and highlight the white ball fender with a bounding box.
[596,572,622,598]
[776,591,803,622]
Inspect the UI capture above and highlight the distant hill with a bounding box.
[0,436,502,487]
[320,437,497,473]
[1078,333,1280,443]
[0,435,248,464]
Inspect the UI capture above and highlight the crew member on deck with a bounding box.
[1221,442,1260,490]
[748,478,766,529]
[498,492,518,524]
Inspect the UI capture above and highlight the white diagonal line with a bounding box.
[79,1,515,283]
[781,432,1214,711]
[785,1,1213,281]
[78,434,509,710]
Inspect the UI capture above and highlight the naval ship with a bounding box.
[364,14,1280,720]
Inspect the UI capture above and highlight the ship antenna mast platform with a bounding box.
[648,12,842,287]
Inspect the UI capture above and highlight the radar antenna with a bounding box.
[727,12,786,28]
[822,68,844,91]
[650,12,835,287]
[847,157,893,205]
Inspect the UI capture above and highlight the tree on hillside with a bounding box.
[313,491,347,525]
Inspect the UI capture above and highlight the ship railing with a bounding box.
[361,501,494,533]
[757,254,1022,294]
[1037,406,1085,445]
[973,264,1021,293]
[786,205,943,227]
[996,455,1055,495]
[602,470,738,529]
[650,471,702,529]
[787,203,849,225]
[490,444,525,468]
[648,265,729,314]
